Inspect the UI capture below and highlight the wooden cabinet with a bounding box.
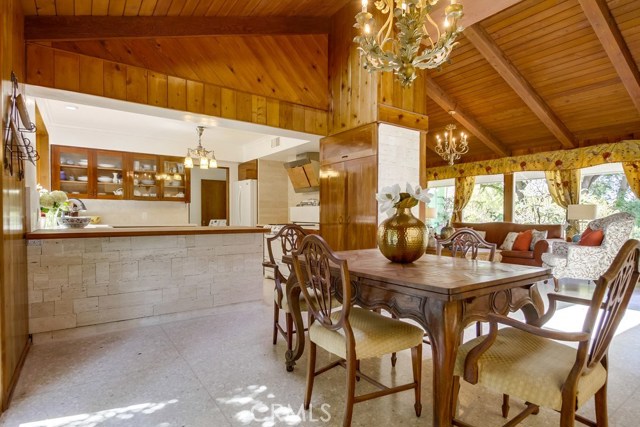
[52,146,190,202]
[320,156,377,251]
[320,124,379,251]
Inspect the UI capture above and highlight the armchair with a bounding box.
[542,212,635,286]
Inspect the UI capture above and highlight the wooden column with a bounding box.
[504,173,515,222]
[35,105,50,189]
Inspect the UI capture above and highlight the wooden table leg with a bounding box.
[285,277,305,372]
[424,299,464,427]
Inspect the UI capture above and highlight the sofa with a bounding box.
[452,222,563,266]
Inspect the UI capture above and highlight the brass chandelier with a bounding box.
[354,0,464,87]
[435,111,468,165]
[184,126,218,170]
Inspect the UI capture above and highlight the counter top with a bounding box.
[27,226,268,240]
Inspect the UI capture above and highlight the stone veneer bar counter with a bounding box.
[26,227,266,339]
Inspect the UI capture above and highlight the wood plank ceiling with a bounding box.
[22,0,640,166]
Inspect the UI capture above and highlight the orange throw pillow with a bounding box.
[579,229,604,246]
[512,230,533,251]
[581,227,594,239]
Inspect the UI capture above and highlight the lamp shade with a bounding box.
[567,204,597,220]
[425,207,437,219]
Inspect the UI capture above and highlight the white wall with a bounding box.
[189,163,234,226]
[377,124,421,223]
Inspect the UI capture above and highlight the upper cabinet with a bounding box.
[51,146,190,203]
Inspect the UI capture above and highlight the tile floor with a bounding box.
[1,280,639,427]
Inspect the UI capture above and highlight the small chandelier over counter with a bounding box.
[354,0,464,87]
[184,126,218,170]
[435,111,468,165]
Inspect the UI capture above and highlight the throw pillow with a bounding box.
[500,231,519,250]
[513,230,534,251]
[530,230,548,250]
[579,229,604,246]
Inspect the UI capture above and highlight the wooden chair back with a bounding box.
[292,235,350,331]
[584,239,640,370]
[437,228,497,261]
[265,224,307,282]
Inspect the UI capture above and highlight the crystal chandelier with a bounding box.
[184,126,218,170]
[354,0,464,87]
[435,111,468,165]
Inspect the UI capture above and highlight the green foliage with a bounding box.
[514,179,565,225]
[463,183,504,223]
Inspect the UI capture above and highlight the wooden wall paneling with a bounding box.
[78,55,103,95]
[25,44,329,135]
[108,0,126,16]
[35,105,50,189]
[35,0,56,15]
[25,43,54,86]
[319,162,347,250]
[251,95,267,125]
[257,159,289,225]
[147,71,168,107]
[377,104,429,133]
[126,65,148,104]
[220,87,236,120]
[344,155,378,250]
[103,61,127,99]
[74,0,91,15]
[55,0,73,16]
[1,0,30,412]
[203,83,221,117]
[167,75,186,110]
[138,0,157,16]
[235,91,253,123]
[186,80,204,114]
[92,0,110,16]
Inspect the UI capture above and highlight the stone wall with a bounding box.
[27,233,263,336]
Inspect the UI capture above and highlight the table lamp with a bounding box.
[567,204,597,238]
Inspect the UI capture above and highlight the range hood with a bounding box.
[284,152,320,193]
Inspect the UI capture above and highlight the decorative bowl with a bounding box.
[97,176,113,183]
[140,179,155,185]
[57,216,91,228]
[77,176,88,182]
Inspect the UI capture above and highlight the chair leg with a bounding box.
[356,360,360,382]
[285,312,294,353]
[595,383,608,427]
[304,341,317,410]
[273,303,279,345]
[502,394,510,418]
[343,355,358,427]
[391,313,398,367]
[451,376,461,418]
[411,344,422,417]
[553,276,560,292]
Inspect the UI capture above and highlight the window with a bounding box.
[580,163,640,238]
[462,175,504,223]
[427,179,454,230]
[514,172,565,224]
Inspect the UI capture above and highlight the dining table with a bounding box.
[284,249,552,427]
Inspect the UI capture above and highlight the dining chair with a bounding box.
[263,224,308,353]
[437,228,497,336]
[291,235,424,427]
[451,239,640,427]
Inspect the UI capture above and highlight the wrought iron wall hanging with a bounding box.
[4,71,38,180]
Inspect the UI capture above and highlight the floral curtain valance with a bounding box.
[425,140,640,181]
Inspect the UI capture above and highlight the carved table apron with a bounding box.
[284,250,551,427]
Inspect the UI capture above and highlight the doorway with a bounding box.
[201,178,228,226]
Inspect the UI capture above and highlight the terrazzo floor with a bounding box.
[1,280,639,427]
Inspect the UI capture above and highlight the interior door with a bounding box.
[344,156,378,250]
[201,179,228,226]
[320,162,347,250]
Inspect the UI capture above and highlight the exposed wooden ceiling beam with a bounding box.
[24,16,331,41]
[578,0,640,114]
[464,24,576,149]
[425,77,511,157]
[429,0,524,28]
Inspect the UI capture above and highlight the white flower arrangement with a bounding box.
[39,186,69,213]
[376,183,432,217]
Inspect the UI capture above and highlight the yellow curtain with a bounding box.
[452,176,475,222]
[623,161,640,198]
[545,169,581,232]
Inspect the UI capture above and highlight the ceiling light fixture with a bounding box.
[354,0,464,87]
[184,126,218,169]
[435,111,468,165]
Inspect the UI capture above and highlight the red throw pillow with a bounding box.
[579,229,604,246]
[581,227,594,239]
[512,230,533,251]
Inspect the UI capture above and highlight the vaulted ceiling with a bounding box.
[21,0,640,167]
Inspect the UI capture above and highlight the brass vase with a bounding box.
[377,208,427,263]
[440,219,455,240]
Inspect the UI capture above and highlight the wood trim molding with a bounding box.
[25,16,331,41]
[464,24,576,149]
[425,77,510,157]
[25,43,328,136]
[377,104,429,132]
[578,0,640,114]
